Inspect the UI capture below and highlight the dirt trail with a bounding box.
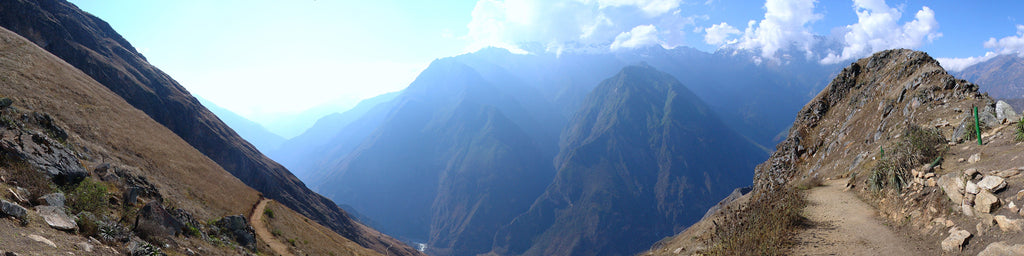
[251,198,295,256]
[791,179,927,255]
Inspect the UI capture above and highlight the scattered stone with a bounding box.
[969,153,982,164]
[978,222,988,236]
[994,215,1022,232]
[962,202,975,216]
[0,200,27,219]
[36,193,65,207]
[1010,202,1019,212]
[977,176,1007,193]
[958,158,966,163]
[5,251,19,256]
[134,201,184,239]
[923,172,935,179]
[967,181,980,195]
[942,228,972,252]
[1018,190,1024,201]
[978,242,1024,256]
[992,169,1021,178]
[946,219,955,227]
[966,168,980,179]
[35,206,76,231]
[217,215,257,250]
[926,178,937,187]
[27,234,56,248]
[976,190,1001,213]
[938,173,964,203]
[75,241,93,252]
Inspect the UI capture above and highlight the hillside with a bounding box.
[198,97,285,154]
[491,65,765,256]
[647,49,1024,255]
[0,26,382,255]
[956,54,1024,108]
[0,1,419,255]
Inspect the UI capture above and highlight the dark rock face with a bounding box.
[0,110,86,186]
[217,215,257,250]
[134,202,184,239]
[492,65,765,256]
[0,1,417,254]
[36,193,65,207]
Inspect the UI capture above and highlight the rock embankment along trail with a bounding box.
[791,179,935,255]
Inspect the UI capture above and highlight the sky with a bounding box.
[69,0,1024,126]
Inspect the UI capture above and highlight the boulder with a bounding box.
[217,215,256,250]
[134,201,183,239]
[942,228,972,252]
[979,242,1024,256]
[996,100,1021,123]
[937,173,964,203]
[975,190,1001,214]
[27,234,56,248]
[0,200,27,219]
[36,193,65,207]
[994,215,1022,232]
[35,206,77,231]
[965,168,980,179]
[977,176,1007,193]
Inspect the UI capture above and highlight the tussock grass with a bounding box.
[869,125,946,193]
[704,187,807,256]
[68,178,109,214]
[1015,116,1024,142]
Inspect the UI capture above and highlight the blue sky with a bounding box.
[70,0,1024,124]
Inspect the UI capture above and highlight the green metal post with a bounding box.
[974,106,983,145]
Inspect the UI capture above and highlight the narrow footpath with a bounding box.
[791,179,927,255]
[251,198,295,256]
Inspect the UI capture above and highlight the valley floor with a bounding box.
[792,179,938,255]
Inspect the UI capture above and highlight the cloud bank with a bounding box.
[820,0,941,64]
[466,0,699,53]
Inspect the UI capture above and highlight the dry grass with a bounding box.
[1015,116,1024,142]
[1,154,54,199]
[795,175,825,190]
[261,201,382,256]
[703,187,807,256]
[868,125,946,193]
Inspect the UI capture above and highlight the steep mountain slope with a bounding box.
[491,65,765,256]
[0,25,380,255]
[646,49,1022,255]
[198,97,285,153]
[956,54,1024,106]
[314,60,555,256]
[0,1,419,255]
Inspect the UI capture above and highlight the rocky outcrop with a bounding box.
[942,228,972,252]
[0,200,27,219]
[133,202,184,239]
[216,215,257,251]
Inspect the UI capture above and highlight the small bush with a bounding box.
[272,229,282,237]
[264,207,275,219]
[869,125,946,193]
[287,238,297,246]
[962,118,985,141]
[185,223,201,237]
[1015,116,1024,142]
[68,178,108,214]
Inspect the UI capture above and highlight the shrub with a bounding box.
[1015,116,1024,142]
[869,125,946,193]
[185,223,201,237]
[272,229,282,237]
[68,178,108,214]
[264,207,275,219]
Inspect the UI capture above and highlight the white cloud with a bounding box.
[704,22,740,45]
[611,25,661,50]
[983,24,1024,55]
[466,0,691,53]
[733,0,823,59]
[935,24,1024,72]
[820,1,941,64]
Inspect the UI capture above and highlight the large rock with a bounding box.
[35,206,76,231]
[975,190,1001,214]
[0,200,27,219]
[942,228,972,252]
[996,100,1021,123]
[0,124,86,186]
[967,181,980,194]
[977,176,1007,193]
[937,173,964,203]
[994,215,1022,232]
[217,215,256,250]
[979,242,1024,256]
[36,193,65,207]
[134,202,183,239]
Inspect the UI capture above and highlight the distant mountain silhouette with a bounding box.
[955,54,1024,109]
[198,97,285,153]
[491,65,765,256]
